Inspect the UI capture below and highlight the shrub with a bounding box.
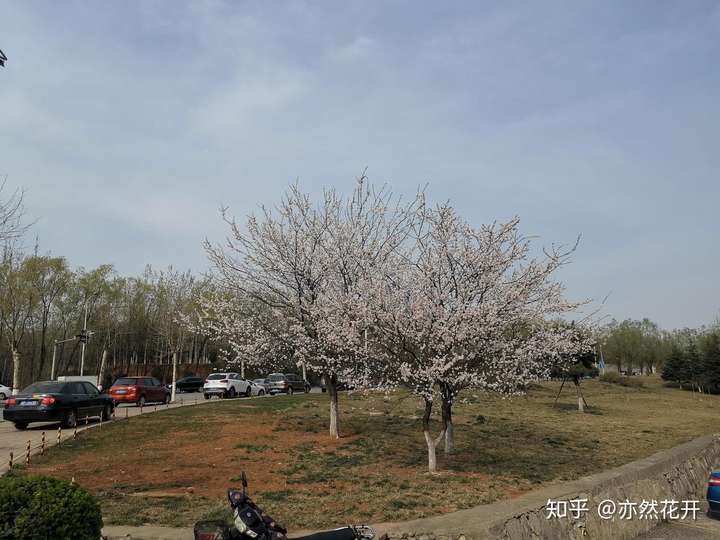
[599,372,644,388]
[0,474,103,540]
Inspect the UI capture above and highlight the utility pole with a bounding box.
[51,337,77,380]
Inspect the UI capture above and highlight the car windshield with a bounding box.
[114,378,139,386]
[253,379,265,384]
[207,374,227,380]
[21,382,64,394]
[268,374,285,381]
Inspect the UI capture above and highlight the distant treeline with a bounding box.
[661,328,720,392]
[598,318,719,379]
[0,252,228,389]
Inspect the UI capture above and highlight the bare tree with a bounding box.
[0,177,29,245]
[0,251,37,393]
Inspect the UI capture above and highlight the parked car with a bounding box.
[252,378,270,393]
[109,377,170,407]
[708,472,720,516]
[203,372,252,399]
[167,376,205,394]
[319,375,354,393]
[3,380,114,430]
[266,373,309,395]
[248,380,267,396]
[0,383,11,400]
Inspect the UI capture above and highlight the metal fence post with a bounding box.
[41,432,46,455]
[25,440,31,465]
[57,427,62,444]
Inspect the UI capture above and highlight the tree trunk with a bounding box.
[97,348,108,390]
[39,315,49,379]
[11,347,20,394]
[422,398,445,473]
[171,352,178,402]
[441,385,455,455]
[327,373,340,439]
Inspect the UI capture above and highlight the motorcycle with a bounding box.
[194,472,375,540]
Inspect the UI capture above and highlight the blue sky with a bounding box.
[1,1,718,329]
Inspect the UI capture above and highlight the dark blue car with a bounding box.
[707,472,720,515]
[3,380,114,430]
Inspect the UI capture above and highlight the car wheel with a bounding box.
[259,390,265,396]
[14,422,28,430]
[228,387,236,399]
[137,395,146,408]
[62,409,77,429]
[0,392,6,400]
[287,387,294,396]
[204,394,210,400]
[101,404,112,422]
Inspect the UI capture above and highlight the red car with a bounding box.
[109,376,170,407]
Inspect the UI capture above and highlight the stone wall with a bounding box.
[377,434,720,540]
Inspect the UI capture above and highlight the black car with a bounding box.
[3,380,114,430]
[171,376,205,393]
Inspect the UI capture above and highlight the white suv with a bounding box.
[203,372,252,399]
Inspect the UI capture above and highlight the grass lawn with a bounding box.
[15,377,720,529]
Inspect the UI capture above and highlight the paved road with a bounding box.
[637,506,720,539]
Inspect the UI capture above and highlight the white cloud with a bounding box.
[191,68,308,133]
[331,36,377,61]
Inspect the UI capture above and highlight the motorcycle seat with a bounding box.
[291,527,358,540]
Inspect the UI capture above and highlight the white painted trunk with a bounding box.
[425,430,438,473]
[578,396,584,413]
[328,377,340,439]
[444,419,455,455]
[171,352,178,402]
[97,349,107,389]
[11,348,20,395]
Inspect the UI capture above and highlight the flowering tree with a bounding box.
[180,288,298,377]
[204,175,422,438]
[368,204,589,472]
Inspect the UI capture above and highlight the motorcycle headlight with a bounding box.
[233,508,248,534]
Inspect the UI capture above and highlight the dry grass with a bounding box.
[18,376,720,529]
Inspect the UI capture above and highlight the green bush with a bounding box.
[0,475,102,540]
[599,372,644,388]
